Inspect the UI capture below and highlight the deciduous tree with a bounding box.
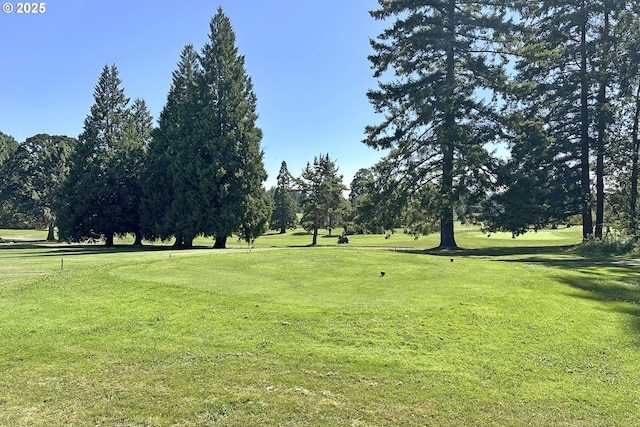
[20,134,77,240]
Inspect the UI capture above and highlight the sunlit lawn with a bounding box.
[1,227,638,426]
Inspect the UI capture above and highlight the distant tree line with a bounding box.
[3,2,640,249]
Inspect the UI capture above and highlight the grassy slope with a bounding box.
[1,228,639,426]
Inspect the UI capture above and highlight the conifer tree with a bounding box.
[238,188,272,246]
[298,154,346,246]
[365,0,509,249]
[56,64,142,246]
[198,7,267,248]
[141,45,201,246]
[124,99,153,245]
[270,161,297,233]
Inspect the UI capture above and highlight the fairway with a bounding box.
[1,229,639,426]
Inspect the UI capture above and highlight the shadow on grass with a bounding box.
[556,264,640,339]
[0,242,222,258]
[396,244,640,337]
[407,244,579,259]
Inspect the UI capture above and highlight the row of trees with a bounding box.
[1,9,272,248]
[362,0,640,248]
[0,8,353,247]
[5,2,640,249]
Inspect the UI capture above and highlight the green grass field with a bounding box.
[1,227,639,426]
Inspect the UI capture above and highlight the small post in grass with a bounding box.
[61,258,64,272]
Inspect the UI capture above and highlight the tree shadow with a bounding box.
[391,244,640,337]
[0,242,218,258]
[404,244,579,259]
[554,264,640,339]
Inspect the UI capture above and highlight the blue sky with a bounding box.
[0,0,389,188]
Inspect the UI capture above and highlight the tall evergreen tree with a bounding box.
[597,3,640,236]
[198,7,267,249]
[365,0,509,249]
[238,188,272,246]
[270,161,297,233]
[507,0,633,239]
[124,99,153,245]
[55,64,142,246]
[298,154,346,246]
[141,45,201,247]
[620,7,640,236]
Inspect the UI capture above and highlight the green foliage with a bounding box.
[0,131,18,164]
[400,183,441,239]
[0,131,29,228]
[20,134,77,239]
[573,234,636,256]
[141,44,201,246]
[478,117,582,236]
[237,189,272,246]
[270,161,297,233]
[365,0,509,249]
[297,154,347,245]
[142,9,268,249]
[55,64,145,246]
[509,1,639,239]
[349,167,401,234]
[200,9,267,248]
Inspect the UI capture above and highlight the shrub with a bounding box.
[573,234,635,256]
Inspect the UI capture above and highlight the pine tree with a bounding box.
[365,0,509,249]
[238,188,272,246]
[198,7,267,248]
[509,0,633,239]
[270,161,297,233]
[56,64,142,246]
[124,99,153,245]
[141,44,201,247]
[298,154,346,246]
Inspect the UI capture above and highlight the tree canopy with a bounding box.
[298,154,347,245]
[365,0,508,248]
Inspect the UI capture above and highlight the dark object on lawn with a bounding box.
[337,234,349,244]
[380,271,386,277]
[450,258,454,262]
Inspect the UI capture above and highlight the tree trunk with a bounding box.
[46,218,56,241]
[213,235,227,249]
[579,5,593,239]
[133,231,143,246]
[311,210,319,245]
[595,9,609,239]
[438,0,458,250]
[105,233,114,247]
[629,82,640,237]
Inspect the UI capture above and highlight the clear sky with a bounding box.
[0,0,389,188]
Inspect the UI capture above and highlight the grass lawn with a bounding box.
[1,228,639,426]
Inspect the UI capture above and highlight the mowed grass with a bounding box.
[1,228,639,426]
